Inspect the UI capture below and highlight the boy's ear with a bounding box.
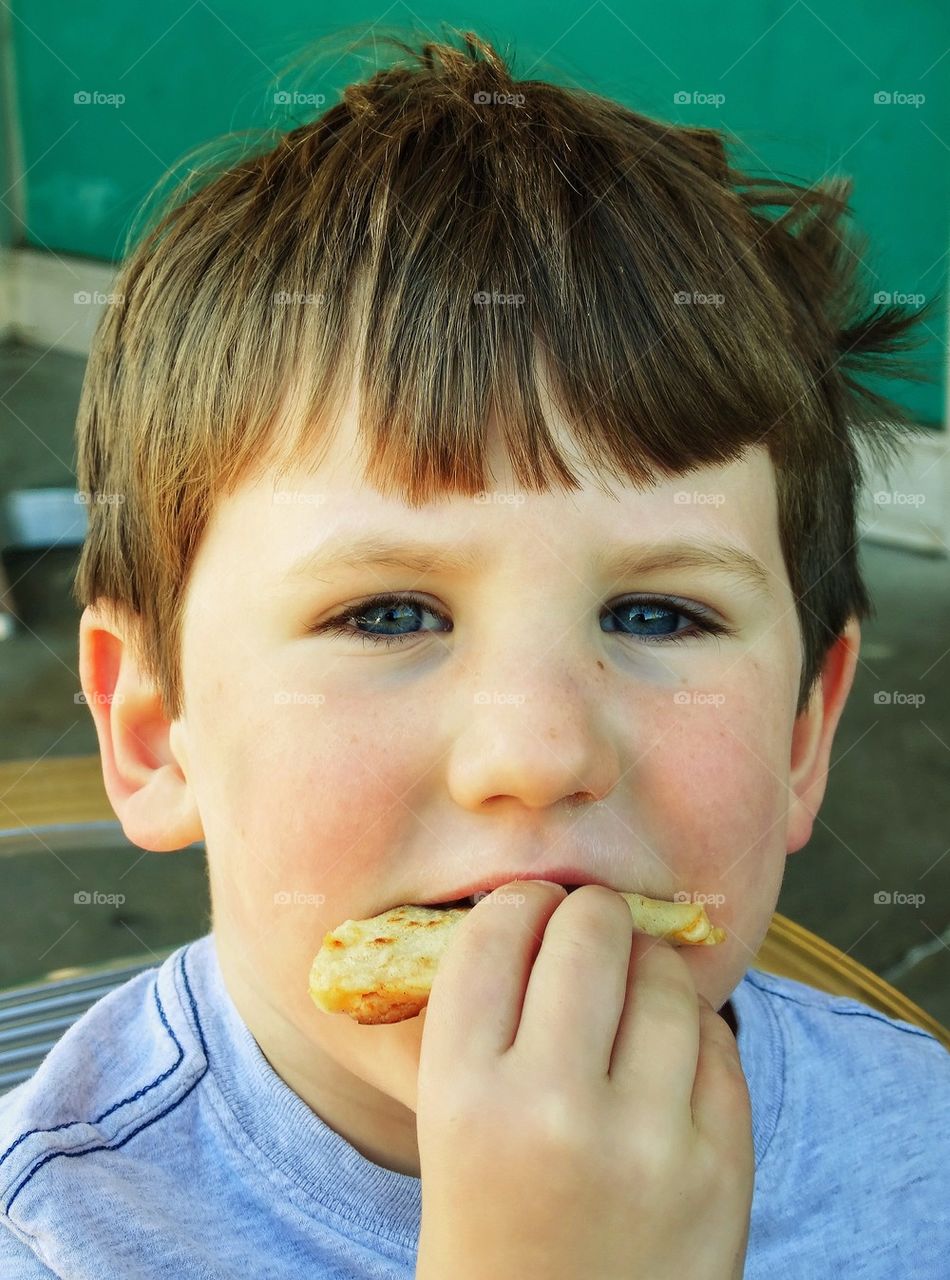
[78,603,204,852]
[786,617,861,855]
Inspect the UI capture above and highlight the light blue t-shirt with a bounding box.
[1,931,948,1278]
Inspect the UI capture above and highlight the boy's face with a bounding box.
[82,395,859,1177]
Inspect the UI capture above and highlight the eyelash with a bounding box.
[309,592,734,649]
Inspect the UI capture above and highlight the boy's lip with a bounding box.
[404,869,639,908]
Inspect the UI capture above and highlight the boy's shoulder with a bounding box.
[734,966,950,1276]
[0,941,203,1137]
[734,964,949,1165]
[740,962,948,1055]
[0,942,209,1260]
[737,962,949,1103]
[0,935,422,1279]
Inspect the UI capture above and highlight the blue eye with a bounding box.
[309,592,734,649]
[314,595,449,649]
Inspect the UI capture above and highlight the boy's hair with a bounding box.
[73,27,939,723]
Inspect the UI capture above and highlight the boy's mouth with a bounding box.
[309,886,726,1024]
[394,867,641,915]
[422,884,584,910]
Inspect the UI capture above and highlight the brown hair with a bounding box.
[73,26,940,722]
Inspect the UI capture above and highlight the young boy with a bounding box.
[1,27,947,1279]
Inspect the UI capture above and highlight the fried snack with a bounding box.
[308,890,726,1025]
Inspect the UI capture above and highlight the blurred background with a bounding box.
[0,4,947,1033]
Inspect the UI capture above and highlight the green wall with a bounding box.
[7,0,947,423]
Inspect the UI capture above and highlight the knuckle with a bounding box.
[633,932,690,979]
[530,1088,589,1151]
[571,883,630,917]
[640,970,696,1022]
[552,931,610,968]
[545,888,633,961]
[424,1069,496,1132]
[624,1124,682,1184]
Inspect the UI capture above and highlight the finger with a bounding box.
[512,886,634,1079]
[420,881,568,1067]
[607,930,701,1122]
[690,996,754,1156]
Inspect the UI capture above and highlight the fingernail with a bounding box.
[528,879,567,891]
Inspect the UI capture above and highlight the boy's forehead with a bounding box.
[243,450,783,555]
[250,394,780,535]
[207,396,785,587]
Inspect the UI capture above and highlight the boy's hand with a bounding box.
[414,881,754,1280]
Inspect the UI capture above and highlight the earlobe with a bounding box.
[786,618,861,855]
[78,604,204,852]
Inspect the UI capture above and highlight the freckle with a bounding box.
[596,660,604,670]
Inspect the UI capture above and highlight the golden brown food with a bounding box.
[308,890,726,1025]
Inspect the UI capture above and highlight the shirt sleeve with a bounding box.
[0,1222,59,1278]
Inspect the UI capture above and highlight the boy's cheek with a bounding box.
[199,658,788,999]
[644,732,787,865]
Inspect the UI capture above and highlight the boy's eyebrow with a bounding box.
[278,533,775,599]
